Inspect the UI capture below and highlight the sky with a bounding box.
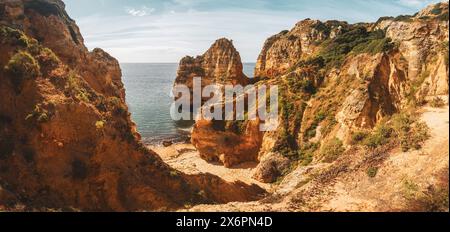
[63,0,443,63]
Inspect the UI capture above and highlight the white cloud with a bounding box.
[125,6,155,17]
[397,0,436,7]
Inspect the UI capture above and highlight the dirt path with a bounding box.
[149,144,273,191]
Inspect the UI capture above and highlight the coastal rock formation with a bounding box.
[181,2,448,212]
[175,38,249,90]
[174,38,262,167]
[0,0,265,211]
[190,2,449,183]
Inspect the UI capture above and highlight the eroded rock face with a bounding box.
[376,2,449,96]
[332,2,449,142]
[0,0,124,100]
[175,38,249,90]
[266,3,447,129]
[0,0,265,211]
[191,119,264,168]
[252,152,290,183]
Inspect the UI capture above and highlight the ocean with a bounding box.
[121,63,256,144]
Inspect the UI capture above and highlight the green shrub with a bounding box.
[405,169,449,212]
[402,121,430,152]
[286,56,325,95]
[430,3,443,15]
[406,69,429,106]
[37,47,60,69]
[391,113,412,134]
[273,129,298,158]
[391,113,430,152]
[320,138,345,163]
[107,97,126,116]
[305,126,317,139]
[298,142,319,166]
[225,120,247,135]
[4,51,41,91]
[363,123,393,148]
[95,120,106,130]
[315,111,327,122]
[304,110,329,140]
[66,72,91,102]
[430,97,445,108]
[351,130,369,144]
[367,167,379,178]
[351,37,395,55]
[394,15,414,22]
[0,26,29,47]
[318,27,394,68]
[436,11,449,21]
[362,113,430,151]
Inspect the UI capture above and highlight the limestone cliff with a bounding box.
[253,1,448,181]
[175,38,249,89]
[174,38,262,167]
[178,2,449,212]
[0,0,264,211]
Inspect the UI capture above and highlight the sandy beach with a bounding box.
[148,143,273,191]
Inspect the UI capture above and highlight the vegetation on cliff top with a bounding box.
[318,27,395,68]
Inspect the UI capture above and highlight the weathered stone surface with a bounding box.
[191,119,264,168]
[0,0,265,211]
[252,152,290,183]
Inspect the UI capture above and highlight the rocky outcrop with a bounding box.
[175,38,249,89]
[191,119,264,168]
[252,152,290,183]
[175,38,263,167]
[375,1,449,96]
[0,0,264,211]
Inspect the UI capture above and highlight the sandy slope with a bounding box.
[318,97,449,211]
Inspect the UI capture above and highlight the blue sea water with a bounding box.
[121,63,256,144]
